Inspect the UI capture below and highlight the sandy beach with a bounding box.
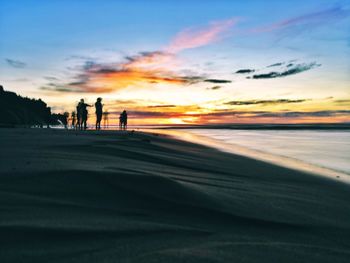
[1,128,350,263]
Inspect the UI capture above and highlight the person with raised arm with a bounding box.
[95,98,103,130]
[78,99,92,130]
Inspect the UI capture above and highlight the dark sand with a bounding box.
[1,128,350,263]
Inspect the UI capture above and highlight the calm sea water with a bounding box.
[182,129,350,176]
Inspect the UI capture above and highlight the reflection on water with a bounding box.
[183,129,350,176]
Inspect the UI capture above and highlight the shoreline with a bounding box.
[6,126,350,183]
[1,128,350,262]
[142,128,350,185]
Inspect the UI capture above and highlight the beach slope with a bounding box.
[1,128,350,263]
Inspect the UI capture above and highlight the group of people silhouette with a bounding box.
[72,98,127,130]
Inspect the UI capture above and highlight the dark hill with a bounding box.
[0,85,64,127]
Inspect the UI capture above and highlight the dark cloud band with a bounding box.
[250,62,320,79]
[224,99,307,106]
[204,79,232,83]
[5,59,26,68]
[235,69,255,74]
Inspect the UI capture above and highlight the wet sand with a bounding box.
[1,128,350,262]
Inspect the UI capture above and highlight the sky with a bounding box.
[1,0,350,125]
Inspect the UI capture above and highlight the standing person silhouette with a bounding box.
[79,99,92,130]
[63,112,69,129]
[76,102,81,130]
[119,113,123,130]
[95,98,103,130]
[121,110,128,130]
[103,110,109,129]
[71,111,76,129]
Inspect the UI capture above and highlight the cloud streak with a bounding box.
[204,79,231,83]
[250,62,320,79]
[267,62,284,68]
[166,18,238,53]
[106,108,350,124]
[5,59,26,68]
[147,104,177,108]
[224,99,308,106]
[208,86,222,90]
[252,6,349,34]
[250,110,350,118]
[235,69,255,74]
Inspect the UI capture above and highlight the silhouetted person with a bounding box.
[120,110,128,130]
[95,97,103,130]
[63,112,69,129]
[119,113,123,130]
[103,111,109,129]
[71,111,76,129]
[76,103,81,130]
[78,99,92,130]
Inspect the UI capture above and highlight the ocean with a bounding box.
[180,129,350,176]
[50,124,350,180]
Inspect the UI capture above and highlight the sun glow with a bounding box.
[167,118,187,124]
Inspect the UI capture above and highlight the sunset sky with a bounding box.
[1,0,349,125]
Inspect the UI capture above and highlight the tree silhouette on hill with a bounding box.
[0,85,66,127]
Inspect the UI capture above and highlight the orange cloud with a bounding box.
[107,18,238,83]
[43,18,238,94]
[90,69,188,89]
